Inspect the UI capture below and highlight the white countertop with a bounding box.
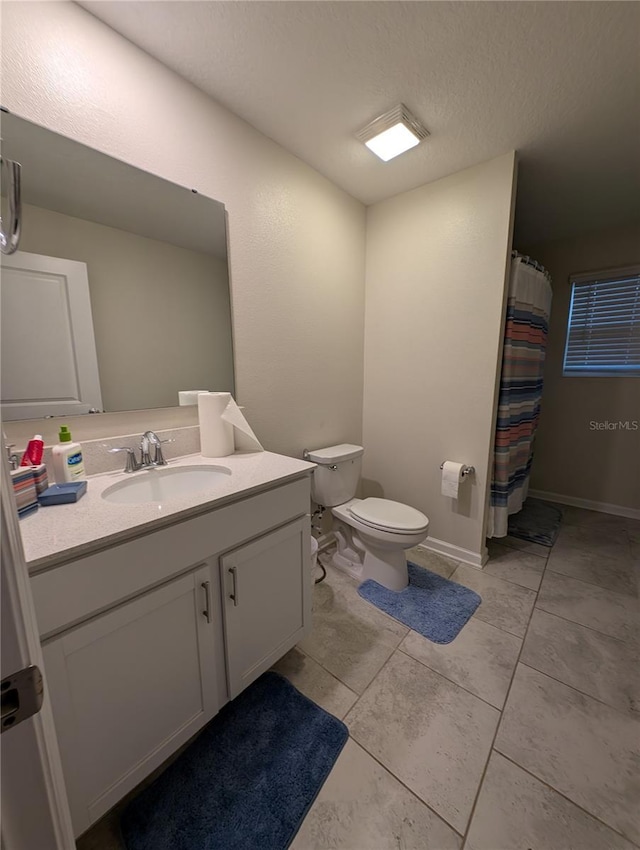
[20,451,315,572]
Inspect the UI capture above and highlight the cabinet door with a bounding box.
[221,517,311,699]
[0,251,102,419]
[42,564,219,836]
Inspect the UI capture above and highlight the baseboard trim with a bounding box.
[418,537,488,569]
[529,489,640,521]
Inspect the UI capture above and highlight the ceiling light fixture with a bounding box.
[356,104,429,162]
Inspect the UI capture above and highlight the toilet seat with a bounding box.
[349,498,429,534]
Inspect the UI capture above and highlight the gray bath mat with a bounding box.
[508,497,563,546]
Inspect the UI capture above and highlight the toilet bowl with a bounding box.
[306,444,429,590]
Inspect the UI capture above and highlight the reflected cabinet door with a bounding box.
[42,564,219,836]
[221,517,311,699]
[0,250,103,419]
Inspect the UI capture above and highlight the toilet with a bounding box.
[307,444,429,591]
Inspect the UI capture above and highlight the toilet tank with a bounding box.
[307,444,364,507]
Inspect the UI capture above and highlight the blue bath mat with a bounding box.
[120,672,348,850]
[508,497,563,546]
[358,562,481,644]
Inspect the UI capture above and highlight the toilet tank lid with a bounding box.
[306,444,364,464]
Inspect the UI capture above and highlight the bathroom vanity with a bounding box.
[19,452,314,836]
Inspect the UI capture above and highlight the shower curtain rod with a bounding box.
[511,250,552,283]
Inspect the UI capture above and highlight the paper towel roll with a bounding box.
[441,461,464,499]
[179,390,208,406]
[198,392,234,457]
[221,401,263,452]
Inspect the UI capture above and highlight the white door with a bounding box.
[221,518,311,698]
[43,563,220,836]
[0,455,76,849]
[0,250,103,420]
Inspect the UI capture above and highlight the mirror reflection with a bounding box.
[0,112,234,420]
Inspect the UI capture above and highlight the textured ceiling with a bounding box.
[79,1,639,245]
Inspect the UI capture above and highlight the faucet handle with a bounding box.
[152,438,174,467]
[4,443,20,471]
[108,446,141,473]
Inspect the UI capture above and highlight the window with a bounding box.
[563,266,640,377]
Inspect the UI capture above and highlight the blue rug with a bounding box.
[121,672,348,850]
[358,562,481,644]
[508,497,563,547]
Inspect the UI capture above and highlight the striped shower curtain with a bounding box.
[488,256,553,538]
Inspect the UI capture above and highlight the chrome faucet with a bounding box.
[142,431,169,467]
[108,431,173,473]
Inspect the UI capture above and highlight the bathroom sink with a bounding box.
[101,465,232,505]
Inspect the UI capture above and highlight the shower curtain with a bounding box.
[488,255,553,538]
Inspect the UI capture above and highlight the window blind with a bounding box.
[563,266,640,377]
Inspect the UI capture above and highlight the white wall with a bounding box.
[363,153,517,562]
[526,224,640,512]
[1,1,366,456]
[19,203,234,412]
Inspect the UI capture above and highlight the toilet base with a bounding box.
[330,549,364,582]
[330,518,410,591]
[329,523,365,581]
[362,544,408,591]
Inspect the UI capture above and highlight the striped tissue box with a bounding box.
[11,468,39,518]
[31,463,49,496]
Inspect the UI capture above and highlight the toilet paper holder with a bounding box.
[440,462,475,477]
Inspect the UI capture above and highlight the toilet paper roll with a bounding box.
[198,392,235,457]
[178,390,208,406]
[441,461,464,499]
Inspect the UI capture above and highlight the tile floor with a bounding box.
[78,507,639,850]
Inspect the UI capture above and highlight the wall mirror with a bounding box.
[0,111,234,421]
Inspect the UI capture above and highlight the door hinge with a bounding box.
[1,665,44,733]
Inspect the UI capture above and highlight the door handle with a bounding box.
[228,566,239,607]
[1,665,43,733]
[201,581,211,623]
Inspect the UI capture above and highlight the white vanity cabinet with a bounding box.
[30,475,312,836]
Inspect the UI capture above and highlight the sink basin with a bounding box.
[101,465,232,505]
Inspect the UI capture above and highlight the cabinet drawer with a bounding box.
[32,475,310,638]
